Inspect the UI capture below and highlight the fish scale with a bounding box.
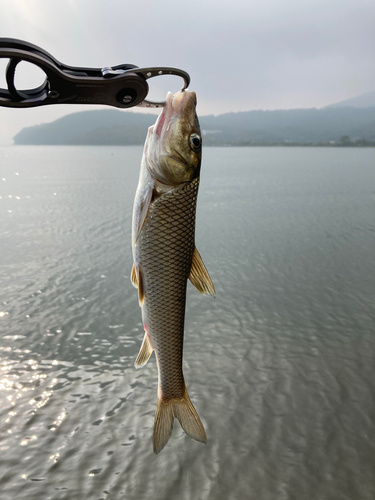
[139,178,199,398]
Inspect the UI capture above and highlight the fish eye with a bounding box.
[189,133,202,150]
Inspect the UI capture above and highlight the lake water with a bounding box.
[1,145,375,500]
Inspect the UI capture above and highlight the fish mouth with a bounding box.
[153,89,195,138]
[169,89,195,113]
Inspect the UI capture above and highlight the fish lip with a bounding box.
[171,89,191,112]
[153,90,192,138]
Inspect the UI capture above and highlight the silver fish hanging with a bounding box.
[131,90,215,454]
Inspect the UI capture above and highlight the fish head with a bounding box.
[145,89,202,186]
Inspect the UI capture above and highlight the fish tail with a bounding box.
[153,385,207,454]
[174,388,207,445]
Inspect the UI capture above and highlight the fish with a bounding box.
[131,89,215,454]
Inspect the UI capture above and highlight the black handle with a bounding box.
[0,38,190,109]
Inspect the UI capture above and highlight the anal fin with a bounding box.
[189,247,215,297]
[135,333,153,369]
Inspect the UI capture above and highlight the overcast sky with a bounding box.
[0,0,374,145]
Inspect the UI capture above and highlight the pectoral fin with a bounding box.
[135,186,153,245]
[131,264,145,306]
[137,267,145,306]
[134,332,153,369]
[131,263,138,288]
[189,248,215,297]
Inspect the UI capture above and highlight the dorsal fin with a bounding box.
[189,248,215,297]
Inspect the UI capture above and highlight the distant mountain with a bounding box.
[13,106,375,146]
[325,91,375,109]
[200,107,375,144]
[13,109,156,146]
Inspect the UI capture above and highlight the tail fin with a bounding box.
[153,386,207,454]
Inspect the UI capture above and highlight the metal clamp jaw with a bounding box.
[0,38,190,109]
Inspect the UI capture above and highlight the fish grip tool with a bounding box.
[0,38,190,109]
